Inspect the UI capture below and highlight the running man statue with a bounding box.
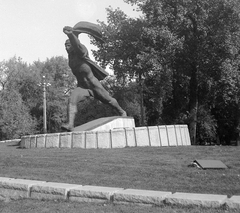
[61,22,126,131]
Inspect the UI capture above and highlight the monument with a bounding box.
[20,22,191,149]
[61,21,128,132]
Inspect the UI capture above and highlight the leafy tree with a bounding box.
[123,0,240,144]
[92,4,183,126]
[92,0,240,144]
[0,89,37,140]
[30,56,75,133]
[0,56,74,135]
[0,57,38,139]
[91,8,149,125]
[0,56,42,112]
[0,56,29,90]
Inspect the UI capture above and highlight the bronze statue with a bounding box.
[61,22,126,131]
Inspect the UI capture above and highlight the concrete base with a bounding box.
[73,116,135,132]
[20,117,191,149]
[20,124,191,149]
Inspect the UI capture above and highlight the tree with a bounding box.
[0,56,75,135]
[30,56,75,133]
[91,8,146,124]
[123,0,240,144]
[0,89,37,140]
[92,0,240,144]
[0,57,38,139]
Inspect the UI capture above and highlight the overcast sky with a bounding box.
[0,0,140,64]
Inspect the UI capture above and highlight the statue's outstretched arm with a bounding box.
[63,26,88,57]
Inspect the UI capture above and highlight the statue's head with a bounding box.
[65,39,73,53]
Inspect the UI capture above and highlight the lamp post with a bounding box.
[39,75,51,134]
[43,75,47,134]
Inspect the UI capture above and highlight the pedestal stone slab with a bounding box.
[69,185,123,203]
[114,189,172,206]
[158,126,169,146]
[166,125,177,146]
[85,132,97,149]
[174,125,183,146]
[31,182,82,201]
[30,136,37,148]
[72,132,85,148]
[97,130,111,148]
[225,196,240,209]
[148,126,161,147]
[111,129,127,148]
[180,126,188,145]
[60,133,72,148]
[73,116,135,132]
[165,192,227,208]
[183,125,191,145]
[46,134,59,148]
[36,135,46,148]
[21,136,31,148]
[125,128,136,147]
[135,127,150,147]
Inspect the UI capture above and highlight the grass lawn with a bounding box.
[0,199,239,213]
[0,142,239,212]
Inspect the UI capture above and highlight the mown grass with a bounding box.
[0,199,238,213]
[0,142,239,212]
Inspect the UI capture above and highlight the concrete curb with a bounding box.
[0,177,239,210]
[20,125,191,149]
[0,139,21,144]
[69,186,124,203]
[113,189,172,206]
[165,192,227,208]
[225,196,240,209]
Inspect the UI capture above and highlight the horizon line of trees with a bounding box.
[1,0,240,145]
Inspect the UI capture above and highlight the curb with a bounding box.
[0,139,21,144]
[0,177,239,210]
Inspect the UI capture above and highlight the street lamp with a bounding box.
[39,75,51,134]
[43,76,47,133]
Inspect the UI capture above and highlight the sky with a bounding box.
[0,0,140,64]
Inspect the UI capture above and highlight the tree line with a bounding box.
[93,0,240,145]
[0,56,141,140]
[1,0,240,145]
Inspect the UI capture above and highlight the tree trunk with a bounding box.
[187,13,199,145]
[189,63,198,145]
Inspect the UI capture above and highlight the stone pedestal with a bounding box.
[20,117,191,149]
[73,116,135,132]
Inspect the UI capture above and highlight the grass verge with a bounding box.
[0,142,239,212]
[0,199,239,213]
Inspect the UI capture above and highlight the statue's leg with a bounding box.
[92,84,127,116]
[61,87,92,131]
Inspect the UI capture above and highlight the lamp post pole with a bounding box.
[43,75,47,134]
